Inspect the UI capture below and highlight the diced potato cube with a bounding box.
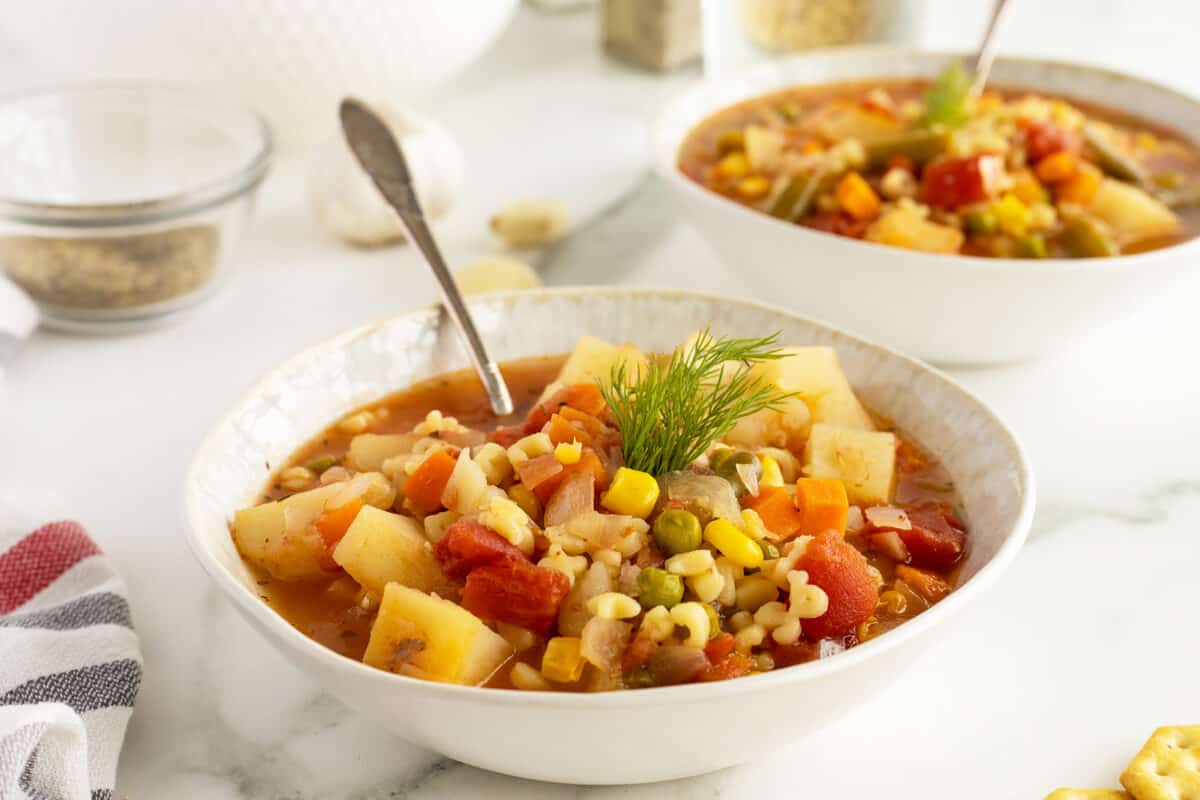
[346,433,417,471]
[1087,178,1180,242]
[233,482,346,581]
[865,207,964,254]
[332,506,443,595]
[363,583,512,685]
[540,336,648,401]
[804,423,897,506]
[753,347,875,432]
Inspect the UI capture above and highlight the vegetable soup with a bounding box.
[679,65,1200,258]
[233,334,968,691]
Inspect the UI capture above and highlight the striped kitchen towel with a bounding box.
[0,504,142,800]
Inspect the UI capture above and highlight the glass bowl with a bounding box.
[0,83,272,331]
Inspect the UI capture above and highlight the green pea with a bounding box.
[305,454,338,474]
[652,509,703,556]
[637,568,684,610]
[703,604,721,639]
[964,208,998,235]
[712,450,760,496]
[757,539,780,559]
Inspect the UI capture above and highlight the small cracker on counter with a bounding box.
[1120,725,1200,800]
[1044,790,1132,800]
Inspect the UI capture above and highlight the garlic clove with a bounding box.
[455,257,542,295]
[307,104,463,247]
[489,200,569,248]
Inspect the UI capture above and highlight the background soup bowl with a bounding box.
[185,288,1034,784]
[653,48,1200,365]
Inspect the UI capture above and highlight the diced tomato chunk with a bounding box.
[699,651,754,682]
[796,529,879,640]
[1020,119,1082,162]
[433,519,526,580]
[704,632,736,664]
[460,559,570,634]
[895,502,967,570]
[770,640,821,668]
[920,154,1004,208]
[622,635,658,672]
[491,424,525,448]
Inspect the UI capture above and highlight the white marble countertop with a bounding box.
[3,4,1200,797]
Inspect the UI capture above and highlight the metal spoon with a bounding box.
[339,98,515,416]
[969,0,1015,97]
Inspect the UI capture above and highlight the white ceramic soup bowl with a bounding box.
[652,48,1200,365]
[185,288,1034,784]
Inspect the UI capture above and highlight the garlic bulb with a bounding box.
[455,257,542,295]
[307,105,463,247]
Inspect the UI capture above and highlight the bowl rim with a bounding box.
[0,81,273,228]
[184,286,1036,708]
[651,45,1200,273]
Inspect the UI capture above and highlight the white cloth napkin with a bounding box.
[0,490,142,800]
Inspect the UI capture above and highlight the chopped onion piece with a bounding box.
[544,472,595,527]
[865,505,912,531]
[648,645,709,686]
[819,639,845,659]
[868,530,910,562]
[735,461,760,498]
[581,617,632,672]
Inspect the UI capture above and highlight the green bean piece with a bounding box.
[768,167,828,221]
[923,61,972,129]
[652,509,703,556]
[1017,234,1047,259]
[703,604,721,639]
[964,208,998,235]
[1058,211,1119,257]
[305,454,338,474]
[864,130,948,168]
[757,539,781,560]
[712,450,761,497]
[637,568,685,610]
[1083,124,1148,185]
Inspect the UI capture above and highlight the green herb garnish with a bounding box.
[599,330,792,475]
[924,61,972,129]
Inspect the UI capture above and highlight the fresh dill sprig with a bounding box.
[599,330,792,475]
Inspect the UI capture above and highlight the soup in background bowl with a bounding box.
[653,48,1200,364]
[185,288,1033,783]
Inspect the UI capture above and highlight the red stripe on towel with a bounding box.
[0,521,100,614]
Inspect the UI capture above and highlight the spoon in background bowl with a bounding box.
[339,98,515,416]
[969,0,1014,97]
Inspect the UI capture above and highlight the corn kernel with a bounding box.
[992,193,1030,237]
[704,519,763,569]
[640,606,674,641]
[687,565,725,603]
[541,636,585,683]
[787,571,829,619]
[734,623,767,653]
[507,483,540,520]
[554,440,582,465]
[496,621,538,653]
[665,549,714,577]
[714,151,751,179]
[753,600,792,630]
[600,468,660,519]
[728,610,754,632]
[1011,173,1047,205]
[758,454,784,487]
[771,617,802,646]
[735,574,779,612]
[736,175,770,200]
[510,661,551,690]
[670,602,711,648]
[506,432,553,467]
[587,592,642,620]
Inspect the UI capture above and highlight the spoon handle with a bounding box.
[339,99,515,417]
[970,0,1014,96]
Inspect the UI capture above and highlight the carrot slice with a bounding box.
[315,496,365,550]
[402,449,458,515]
[894,564,951,603]
[794,478,848,536]
[558,405,606,439]
[563,382,607,416]
[544,413,592,446]
[743,486,806,539]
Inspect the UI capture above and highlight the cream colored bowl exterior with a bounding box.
[185,289,1034,784]
[653,48,1200,365]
